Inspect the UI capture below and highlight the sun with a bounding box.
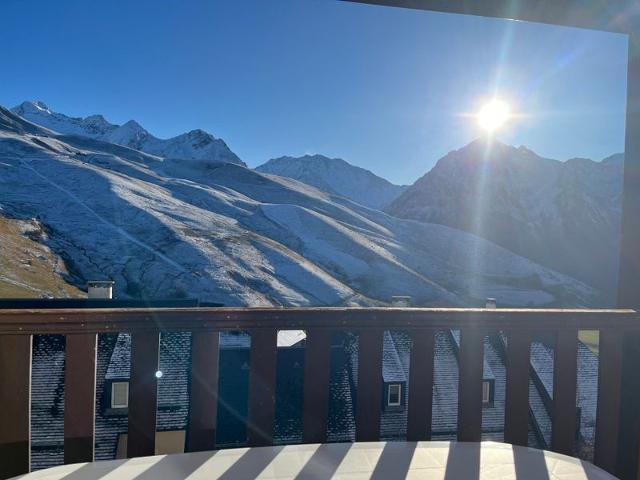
[477,99,510,132]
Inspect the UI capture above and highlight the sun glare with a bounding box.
[477,100,510,132]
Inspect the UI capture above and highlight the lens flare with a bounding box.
[477,100,510,132]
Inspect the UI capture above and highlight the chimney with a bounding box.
[87,280,114,299]
[485,298,497,309]
[391,296,412,307]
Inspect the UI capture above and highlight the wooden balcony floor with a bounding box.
[11,441,616,480]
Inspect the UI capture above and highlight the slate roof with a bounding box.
[382,331,407,383]
[430,331,507,437]
[381,332,410,440]
[31,335,65,471]
[348,331,511,441]
[527,339,599,459]
[104,333,130,380]
[576,342,599,459]
[23,298,200,470]
[29,327,600,470]
[326,331,357,443]
[431,330,461,435]
[95,333,125,461]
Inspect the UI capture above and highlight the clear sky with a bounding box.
[0,0,629,184]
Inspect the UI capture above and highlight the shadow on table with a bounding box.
[55,442,608,480]
[218,446,284,480]
[443,442,481,479]
[57,459,131,480]
[58,448,285,480]
[513,444,551,480]
[294,443,351,479]
[135,451,221,480]
[370,441,417,479]
[58,451,219,480]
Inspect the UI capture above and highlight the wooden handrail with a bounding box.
[0,307,637,334]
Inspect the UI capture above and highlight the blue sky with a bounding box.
[0,0,629,184]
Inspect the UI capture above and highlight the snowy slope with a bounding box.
[0,106,599,307]
[256,155,406,210]
[386,139,623,302]
[11,101,244,166]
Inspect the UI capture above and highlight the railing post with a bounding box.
[247,328,278,446]
[355,329,383,442]
[0,335,32,480]
[457,327,484,442]
[127,331,160,458]
[594,329,623,474]
[504,330,531,446]
[618,331,640,480]
[186,331,220,452]
[551,329,578,456]
[302,329,331,443]
[64,333,97,464]
[407,329,434,441]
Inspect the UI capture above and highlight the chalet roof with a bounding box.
[31,335,65,470]
[382,330,406,383]
[527,339,599,454]
[105,333,130,380]
[29,328,599,471]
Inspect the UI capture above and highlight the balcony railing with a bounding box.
[0,307,635,479]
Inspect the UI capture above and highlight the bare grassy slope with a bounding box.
[0,216,83,298]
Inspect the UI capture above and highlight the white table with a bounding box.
[13,441,617,479]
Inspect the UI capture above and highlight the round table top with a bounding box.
[14,441,616,480]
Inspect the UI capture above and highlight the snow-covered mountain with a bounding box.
[11,101,244,166]
[386,138,623,302]
[256,154,406,210]
[0,106,597,307]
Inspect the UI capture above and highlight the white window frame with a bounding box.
[111,381,129,409]
[482,380,492,405]
[387,383,402,407]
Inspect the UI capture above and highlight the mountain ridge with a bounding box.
[256,154,407,209]
[11,100,245,166]
[386,138,623,301]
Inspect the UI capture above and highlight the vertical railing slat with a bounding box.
[457,327,484,442]
[186,331,220,452]
[302,329,331,443]
[64,333,97,464]
[594,329,623,473]
[407,329,434,441]
[247,328,278,446]
[355,329,383,442]
[0,335,32,480]
[504,330,531,446]
[127,331,160,458]
[551,328,578,456]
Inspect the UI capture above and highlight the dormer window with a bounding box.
[111,381,129,409]
[482,380,494,406]
[387,383,402,407]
